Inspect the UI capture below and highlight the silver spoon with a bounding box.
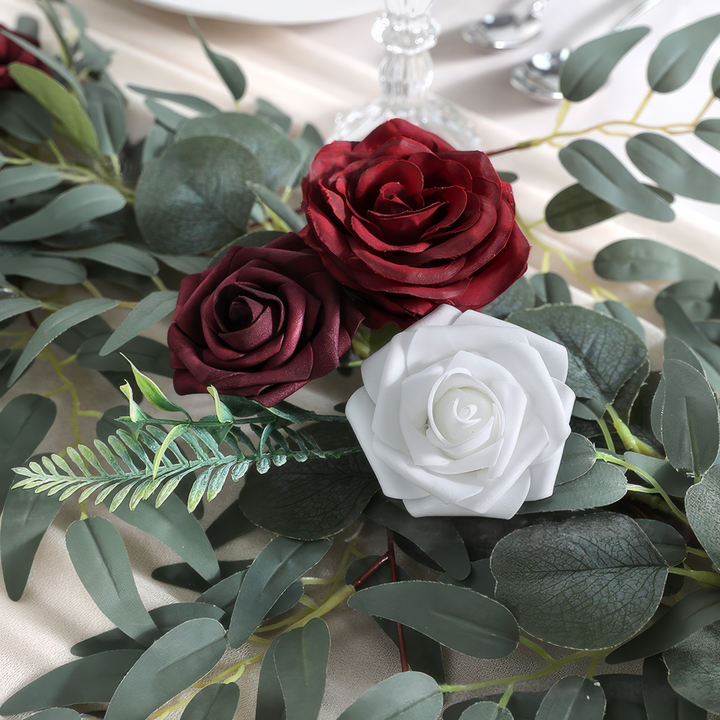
[463,0,547,51]
[510,0,665,103]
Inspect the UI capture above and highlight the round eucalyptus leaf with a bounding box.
[695,118,720,151]
[535,676,605,720]
[531,272,571,305]
[26,710,81,720]
[135,135,262,254]
[558,139,673,222]
[656,281,720,323]
[623,452,693,499]
[181,683,239,720]
[635,519,686,567]
[642,654,706,720]
[686,466,720,567]
[458,701,513,720]
[492,513,668,650]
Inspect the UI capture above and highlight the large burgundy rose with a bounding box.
[300,118,530,328]
[168,233,364,406]
[0,25,47,90]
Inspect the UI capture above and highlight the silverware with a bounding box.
[463,0,547,51]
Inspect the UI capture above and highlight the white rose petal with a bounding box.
[346,306,576,519]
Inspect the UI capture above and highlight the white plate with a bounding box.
[132,0,385,24]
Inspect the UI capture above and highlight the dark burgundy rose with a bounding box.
[168,233,364,406]
[300,118,530,328]
[0,25,47,90]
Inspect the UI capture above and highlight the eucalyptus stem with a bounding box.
[668,567,720,588]
[596,418,616,454]
[606,405,661,458]
[519,636,555,663]
[631,89,653,122]
[498,683,515,708]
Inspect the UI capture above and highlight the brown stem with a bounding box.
[351,552,390,589]
[485,144,523,157]
[387,530,410,673]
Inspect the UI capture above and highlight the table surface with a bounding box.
[1,0,720,718]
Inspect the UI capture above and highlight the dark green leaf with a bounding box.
[664,620,720,712]
[686,466,720,567]
[656,281,720,323]
[481,276,535,319]
[561,27,650,102]
[104,618,227,720]
[0,185,126,242]
[363,495,470,580]
[228,536,331,647]
[77,333,171,377]
[1,255,87,284]
[86,81,127,155]
[176,112,301,192]
[624,452,693,498]
[660,358,719,476]
[65,516,158,645]
[535,676,605,720]
[0,166,63,202]
[518,460,626,513]
[256,637,285,720]
[144,98,189,131]
[348,580,518,659]
[508,304,647,407]
[531,272,572,304]
[182,683,240,720]
[0,90,52,142]
[142,122,172,165]
[42,243,159,276]
[642,654,706,720]
[647,14,720,93]
[337,671,442,720]
[597,675,647,720]
[635,519,686,566]
[458,702,513,720]
[0,649,143,714]
[113,493,220,583]
[189,18,245,101]
[445,695,545,720]
[152,559,251,593]
[26,710,81,720]
[497,171,517,183]
[438,558,496,599]
[599,300,646,342]
[492,513,668,649]
[152,252,209,274]
[558,140,674,222]
[205,498,257,549]
[100,291,178,356]
[0,297,43,324]
[128,84,220,115]
[0,394,56,511]
[694,118,720,151]
[627,133,720,202]
[248,181,305,231]
[255,98,292,134]
[8,298,118,386]
[135,135,262,254]
[274,618,330,720]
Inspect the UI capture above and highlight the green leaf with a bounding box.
[0,297,43,324]
[255,637,285,720]
[560,27,650,102]
[43,242,159,277]
[337,671,442,720]
[518,460,626,513]
[660,358,720,476]
[596,675,646,720]
[531,271,572,304]
[26,710,81,720]
[8,298,118,386]
[686,466,720,566]
[1,255,87,284]
[205,498,257,549]
[274,618,330,720]
[635,519,686,567]
[594,238,720,283]
[182,684,240,720]
[647,13,720,93]
[438,558,496,599]
[694,118,720,151]
[492,513,668,650]
[135,135,262,254]
[656,281,720,323]
[363,495,471,580]
[0,394,57,511]
[508,304,647,407]
[86,81,127,155]
[1,476,62,600]
[78,334,171,377]
[348,581,519,659]
[535,676,606,720]
[248,181,305,232]
[598,300,646,342]
[558,139,674,222]
[446,695,543,720]
[0,184,126,242]
[607,588,720,664]
[144,98,189,131]
[9,63,98,155]
[255,98,292,134]
[663,620,720,713]
[627,133,720,202]
[497,171,517,183]
[125,357,188,415]
[151,560,250,593]
[624,452,693,498]
[152,252,209,274]
[142,122,172,165]
[481,276,535,319]
[0,90,52,142]
[188,17,246,101]
[128,84,221,115]
[0,649,143,714]
[100,291,178,356]
[113,493,220,583]
[0,165,63,202]
[642,654,706,720]
[65,516,159,645]
[176,112,302,192]
[104,618,227,720]
[228,536,331,647]
[457,702,513,720]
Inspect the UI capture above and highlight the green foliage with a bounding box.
[182,684,240,720]
[0,90,52,142]
[686,466,720,567]
[0,165,63,202]
[481,276,535,319]
[534,676,605,720]
[642,655,706,720]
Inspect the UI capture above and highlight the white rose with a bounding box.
[346,306,575,519]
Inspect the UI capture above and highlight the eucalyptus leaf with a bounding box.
[647,13,720,93]
[42,242,159,277]
[182,683,240,720]
[256,637,285,720]
[274,618,330,720]
[624,452,693,498]
[65,516,158,645]
[152,252,209,274]
[26,710,81,720]
[0,185,126,242]
[86,81,127,155]
[248,181,304,231]
[1,255,87,285]
[0,166,63,203]
[8,298,118,386]
[560,27,650,102]
[142,122,172,165]
[0,90,52,142]
[256,98,292,134]
[205,499,257,549]
[627,133,720,203]
[656,281,720,323]
[531,272,572,305]
[135,135,262,254]
[458,702,513,720]
[445,694,545,720]
[0,297,43,324]
[337,671,442,720]
[145,98,189,132]
[558,139,673,222]
[598,300,646,343]
[128,85,220,115]
[228,536,331,647]
[113,493,220,583]
[642,654,706,720]
[77,334,171,377]
[152,559,250,593]
[348,580,519,659]
[694,118,720,151]
[100,291,178,356]
[596,675,647,720]
[438,558,496,599]
[104,618,227,720]
[686,466,720,567]
[492,513,668,650]
[481,276,535,319]
[635,519,686,567]
[534,676,606,720]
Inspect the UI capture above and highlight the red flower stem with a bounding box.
[351,552,390,590]
[24,311,38,329]
[485,144,524,157]
[387,530,410,672]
